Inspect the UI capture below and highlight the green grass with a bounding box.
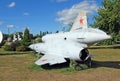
[26,48,120,72]
[0,50,34,55]
[28,63,44,71]
[89,44,120,49]
[0,49,120,81]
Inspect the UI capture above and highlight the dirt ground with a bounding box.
[0,49,120,81]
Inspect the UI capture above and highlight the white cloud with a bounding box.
[8,2,15,8]
[56,0,98,25]
[56,0,67,3]
[23,12,29,16]
[7,25,15,28]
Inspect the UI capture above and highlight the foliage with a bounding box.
[34,31,52,38]
[24,28,30,40]
[20,27,32,46]
[97,40,112,45]
[92,0,120,45]
[39,31,48,38]
[11,42,20,50]
[93,0,120,34]
[97,32,120,45]
[3,42,19,51]
[3,45,14,51]
[20,40,32,46]
[3,34,9,41]
[29,34,33,39]
[35,37,42,43]
[16,45,28,51]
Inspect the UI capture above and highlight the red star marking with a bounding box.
[41,59,47,62]
[79,18,84,24]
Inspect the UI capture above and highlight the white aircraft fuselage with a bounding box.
[29,11,111,66]
[29,27,111,65]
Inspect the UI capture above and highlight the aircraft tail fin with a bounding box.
[70,11,88,31]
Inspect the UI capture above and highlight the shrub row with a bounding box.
[3,44,29,51]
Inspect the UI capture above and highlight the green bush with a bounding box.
[16,45,28,51]
[3,45,14,51]
[11,42,20,51]
[20,40,32,46]
[35,37,42,43]
[3,42,20,51]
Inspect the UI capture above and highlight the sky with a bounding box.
[0,0,102,35]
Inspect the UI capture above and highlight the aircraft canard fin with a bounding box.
[35,54,66,65]
[70,11,88,31]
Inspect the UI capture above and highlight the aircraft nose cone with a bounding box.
[107,35,112,39]
[85,33,112,44]
[102,34,111,40]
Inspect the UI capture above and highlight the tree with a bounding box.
[39,31,43,38]
[23,27,30,41]
[92,0,120,44]
[20,27,32,46]
[56,30,59,33]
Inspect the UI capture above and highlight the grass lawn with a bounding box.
[0,49,120,81]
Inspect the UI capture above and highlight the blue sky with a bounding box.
[0,0,102,35]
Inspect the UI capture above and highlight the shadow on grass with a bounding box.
[40,60,120,70]
[41,62,70,70]
[92,60,120,69]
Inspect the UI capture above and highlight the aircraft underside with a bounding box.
[40,49,92,71]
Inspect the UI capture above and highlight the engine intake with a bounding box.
[80,49,89,61]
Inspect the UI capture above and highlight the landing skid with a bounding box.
[70,57,92,71]
[74,64,89,71]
